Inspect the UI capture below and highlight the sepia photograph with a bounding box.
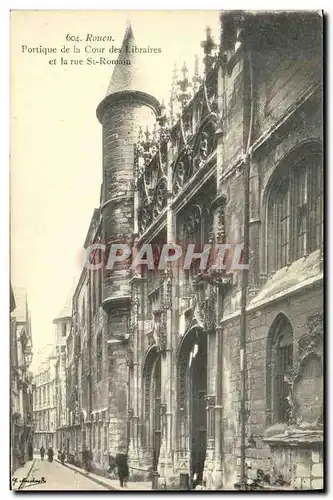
[9,9,324,491]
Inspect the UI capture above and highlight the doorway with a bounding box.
[142,348,162,472]
[178,328,207,487]
[189,337,207,485]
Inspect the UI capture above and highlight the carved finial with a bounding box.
[171,62,179,99]
[168,95,174,126]
[168,63,180,125]
[181,61,188,82]
[160,99,166,116]
[201,26,217,74]
[177,61,189,92]
[177,61,192,108]
[152,122,158,143]
[137,126,144,144]
[144,126,151,144]
[192,54,202,92]
[157,99,169,142]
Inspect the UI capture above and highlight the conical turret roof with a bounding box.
[97,23,160,121]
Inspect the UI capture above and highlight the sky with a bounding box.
[10,10,220,370]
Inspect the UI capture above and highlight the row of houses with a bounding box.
[33,11,324,490]
[10,286,34,473]
[32,296,72,453]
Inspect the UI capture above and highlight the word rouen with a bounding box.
[85,243,249,271]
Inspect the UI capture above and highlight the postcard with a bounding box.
[10,10,324,491]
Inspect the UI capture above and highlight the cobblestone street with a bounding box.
[13,458,110,491]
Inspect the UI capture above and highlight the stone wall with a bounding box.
[266,443,323,490]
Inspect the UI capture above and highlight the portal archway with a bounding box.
[177,327,207,485]
[142,347,161,471]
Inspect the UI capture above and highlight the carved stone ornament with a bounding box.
[152,179,168,219]
[151,310,166,353]
[156,313,167,353]
[192,118,217,173]
[172,147,193,196]
[147,329,156,347]
[215,204,226,245]
[205,395,216,408]
[193,131,208,172]
[128,408,134,420]
[299,312,323,360]
[193,274,214,331]
[201,283,216,332]
[126,348,134,367]
[138,199,153,236]
[161,265,173,311]
[160,403,167,416]
[284,312,323,426]
[173,160,185,195]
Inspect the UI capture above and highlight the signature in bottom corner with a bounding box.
[12,476,46,485]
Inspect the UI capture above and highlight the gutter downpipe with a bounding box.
[88,273,92,453]
[239,46,254,487]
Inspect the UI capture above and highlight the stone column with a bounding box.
[212,325,223,490]
[203,320,216,487]
[127,275,143,474]
[157,147,176,488]
[207,197,228,490]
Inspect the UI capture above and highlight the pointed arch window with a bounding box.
[266,144,323,274]
[182,205,213,291]
[267,315,294,425]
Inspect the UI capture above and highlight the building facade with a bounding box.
[33,353,57,451]
[10,286,34,474]
[53,297,72,450]
[65,12,323,490]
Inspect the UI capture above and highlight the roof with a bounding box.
[97,23,160,121]
[31,344,56,375]
[53,282,75,321]
[11,286,28,323]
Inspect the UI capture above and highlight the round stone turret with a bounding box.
[97,24,160,311]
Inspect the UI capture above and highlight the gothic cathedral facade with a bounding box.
[65,12,323,490]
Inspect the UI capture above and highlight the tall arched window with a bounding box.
[182,204,213,289]
[266,314,294,425]
[266,143,323,274]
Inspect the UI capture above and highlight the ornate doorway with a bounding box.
[142,348,161,472]
[178,327,207,486]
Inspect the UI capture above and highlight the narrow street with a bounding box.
[17,458,109,491]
